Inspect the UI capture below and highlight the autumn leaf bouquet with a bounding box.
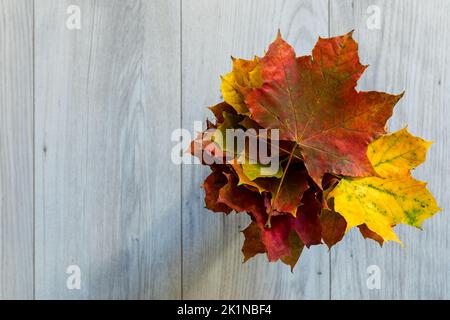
[189,31,440,270]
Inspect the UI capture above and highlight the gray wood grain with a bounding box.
[35,0,180,299]
[0,0,34,300]
[330,0,450,299]
[0,0,447,300]
[181,0,330,299]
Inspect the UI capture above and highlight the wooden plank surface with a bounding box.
[181,0,330,299]
[0,0,34,299]
[35,0,181,299]
[0,0,448,300]
[330,0,450,299]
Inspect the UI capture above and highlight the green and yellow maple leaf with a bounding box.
[329,128,440,243]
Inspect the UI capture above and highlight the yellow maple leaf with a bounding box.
[330,176,440,243]
[368,127,432,178]
[329,128,440,243]
[220,57,262,114]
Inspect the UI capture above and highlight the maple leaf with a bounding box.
[244,31,403,185]
[292,189,322,246]
[367,127,432,178]
[320,208,347,249]
[221,57,262,114]
[331,176,439,243]
[253,213,305,269]
[329,128,441,243]
[242,221,267,262]
[280,231,304,271]
[202,170,232,214]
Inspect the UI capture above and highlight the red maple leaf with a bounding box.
[244,31,402,185]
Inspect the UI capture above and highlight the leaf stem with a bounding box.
[265,143,298,228]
